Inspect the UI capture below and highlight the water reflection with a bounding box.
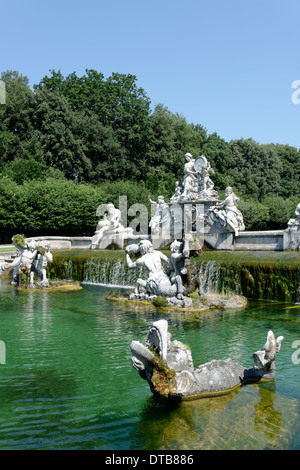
[137,382,299,450]
[1,280,300,450]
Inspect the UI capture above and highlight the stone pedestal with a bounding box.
[91,231,126,250]
[283,225,300,251]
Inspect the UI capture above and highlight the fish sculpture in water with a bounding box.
[130,319,284,400]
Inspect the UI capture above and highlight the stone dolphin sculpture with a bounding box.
[130,319,284,400]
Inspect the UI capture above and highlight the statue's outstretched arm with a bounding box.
[126,253,138,269]
[148,195,156,204]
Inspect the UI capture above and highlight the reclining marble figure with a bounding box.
[207,186,245,236]
[91,203,133,249]
[126,239,191,306]
[130,319,284,400]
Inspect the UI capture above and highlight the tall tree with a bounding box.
[228,138,282,200]
[0,70,37,165]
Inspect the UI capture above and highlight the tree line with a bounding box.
[0,69,299,243]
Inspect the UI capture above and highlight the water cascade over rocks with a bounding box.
[83,259,146,288]
[192,259,300,303]
[48,250,300,303]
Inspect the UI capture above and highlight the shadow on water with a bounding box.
[0,367,77,403]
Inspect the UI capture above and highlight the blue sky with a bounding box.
[1,0,300,149]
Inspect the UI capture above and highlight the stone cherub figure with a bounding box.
[2,237,38,287]
[131,319,284,400]
[170,181,183,202]
[166,240,189,300]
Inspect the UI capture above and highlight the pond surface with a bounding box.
[0,279,300,450]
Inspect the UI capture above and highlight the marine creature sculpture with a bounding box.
[130,319,284,400]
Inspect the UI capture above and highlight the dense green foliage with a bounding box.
[0,69,299,242]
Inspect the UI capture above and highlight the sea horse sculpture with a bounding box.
[130,319,284,400]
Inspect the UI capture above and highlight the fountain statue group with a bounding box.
[170,153,219,202]
[91,152,246,254]
[148,153,245,246]
[118,152,246,306]
[125,236,193,307]
[0,236,53,288]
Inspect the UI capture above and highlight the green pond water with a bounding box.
[0,278,300,450]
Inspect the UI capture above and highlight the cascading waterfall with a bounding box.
[195,261,242,296]
[49,251,300,303]
[66,259,73,280]
[82,259,146,288]
[196,261,220,295]
[193,260,300,303]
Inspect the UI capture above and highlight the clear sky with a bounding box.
[1,0,300,149]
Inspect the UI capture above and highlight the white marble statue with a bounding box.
[285,203,300,250]
[126,239,191,305]
[148,195,171,236]
[180,153,199,200]
[288,203,300,227]
[175,153,219,201]
[11,239,38,287]
[1,237,53,287]
[126,239,173,298]
[166,240,188,299]
[91,203,133,249]
[170,181,183,202]
[208,187,245,236]
[34,241,53,287]
[95,203,123,238]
